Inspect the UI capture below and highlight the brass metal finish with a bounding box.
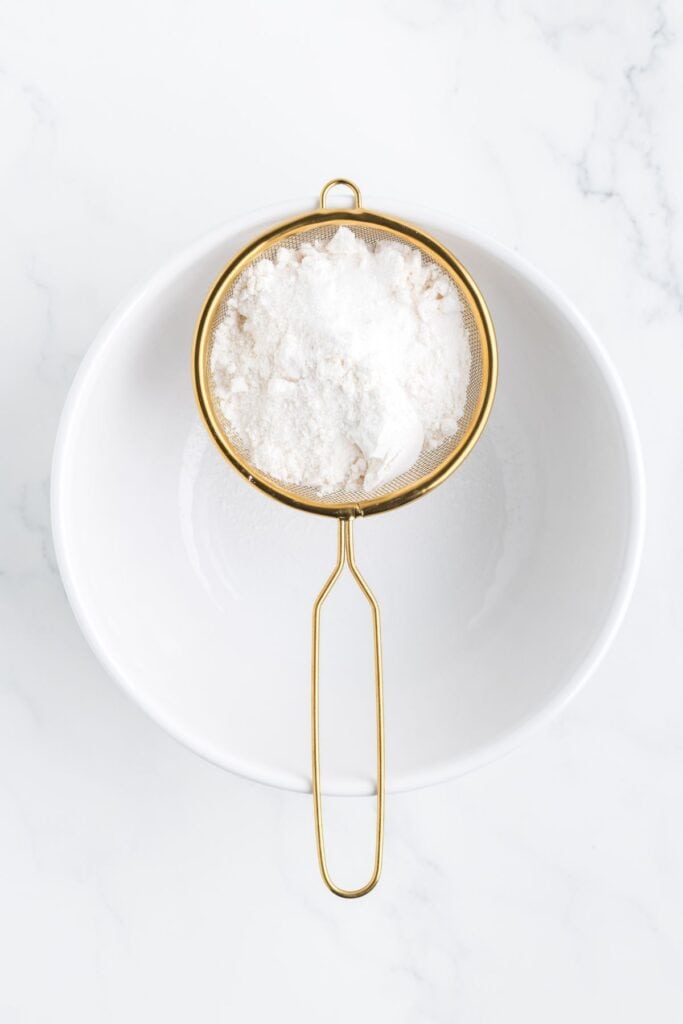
[312,518,384,898]
[192,179,497,897]
[319,177,362,210]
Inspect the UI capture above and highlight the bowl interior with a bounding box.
[53,202,642,795]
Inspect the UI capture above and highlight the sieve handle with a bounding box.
[311,517,385,899]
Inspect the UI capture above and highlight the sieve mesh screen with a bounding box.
[206,222,486,508]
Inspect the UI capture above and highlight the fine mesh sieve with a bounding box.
[193,180,497,897]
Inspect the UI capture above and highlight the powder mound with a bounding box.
[209,227,471,495]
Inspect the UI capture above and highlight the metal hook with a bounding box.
[319,178,363,211]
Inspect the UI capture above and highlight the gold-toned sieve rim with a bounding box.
[192,186,498,518]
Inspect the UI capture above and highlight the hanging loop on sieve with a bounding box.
[311,516,385,899]
[319,178,363,211]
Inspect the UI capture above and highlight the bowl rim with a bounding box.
[51,195,647,797]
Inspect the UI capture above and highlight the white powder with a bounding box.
[209,227,471,495]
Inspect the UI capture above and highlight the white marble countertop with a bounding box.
[2,0,682,1019]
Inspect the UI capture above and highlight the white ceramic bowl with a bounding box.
[52,198,645,796]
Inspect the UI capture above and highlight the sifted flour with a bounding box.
[210,227,471,494]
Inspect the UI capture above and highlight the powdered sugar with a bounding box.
[209,227,471,495]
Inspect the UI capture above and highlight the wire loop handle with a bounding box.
[319,178,363,211]
[311,517,385,898]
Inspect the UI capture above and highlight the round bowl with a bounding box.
[51,197,645,796]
